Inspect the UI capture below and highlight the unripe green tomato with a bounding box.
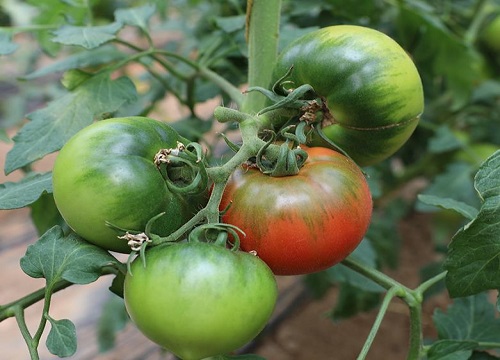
[272,25,424,166]
[52,117,208,253]
[480,14,500,54]
[124,242,278,360]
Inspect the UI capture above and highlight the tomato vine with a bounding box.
[1,0,500,359]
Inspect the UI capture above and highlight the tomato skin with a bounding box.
[480,14,500,54]
[220,146,373,276]
[124,242,278,360]
[272,25,424,166]
[52,117,208,253]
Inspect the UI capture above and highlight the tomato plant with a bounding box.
[1,1,500,360]
[124,241,278,360]
[52,117,208,253]
[220,146,372,275]
[271,25,424,167]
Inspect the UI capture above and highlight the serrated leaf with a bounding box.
[397,1,483,108]
[470,351,500,359]
[5,73,137,174]
[26,0,89,56]
[114,4,156,30]
[20,226,116,286]
[427,340,476,360]
[330,283,381,320]
[416,162,478,213]
[433,293,500,346]
[327,239,385,293]
[52,22,122,49]
[46,318,77,357]
[0,129,11,143]
[0,172,52,210]
[23,46,127,80]
[428,126,465,154]
[61,69,92,90]
[0,29,19,55]
[214,15,246,33]
[445,151,500,297]
[97,296,129,352]
[30,193,66,235]
[417,194,479,220]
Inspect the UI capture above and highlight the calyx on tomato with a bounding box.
[270,25,425,167]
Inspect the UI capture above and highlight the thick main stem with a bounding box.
[242,0,282,114]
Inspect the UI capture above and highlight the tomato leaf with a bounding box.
[25,0,90,56]
[0,29,19,55]
[427,126,466,154]
[470,351,500,359]
[114,4,156,31]
[46,317,77,357]
[444,150,500,297]
[22,46,127,80]
[330,283,381,321]
[30,193,66,236]
[5,73,137,174]
[328,239,385,293]
[52,22,122,49]
[426,340,476,360]
[20,226,117,287]
[432,293,500,351]
[417,194,479,220]
[416,163,478,213]
[97,296,129,352]
[0,172,52,210]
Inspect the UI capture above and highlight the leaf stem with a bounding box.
[341,257,409,293]
[415,271,447,295]
[14,306,39,360]
[357,287,399,360]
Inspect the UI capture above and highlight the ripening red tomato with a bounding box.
[220,146,373,275]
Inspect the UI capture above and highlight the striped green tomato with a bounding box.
[272,25,424,166]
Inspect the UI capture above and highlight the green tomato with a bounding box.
[52,117,208,253]
[124,242,278,360]
[272,25,424,166]
[480,14,500,54]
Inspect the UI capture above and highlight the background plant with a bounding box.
[0,0,500,359]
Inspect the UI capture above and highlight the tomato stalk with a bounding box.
[242,0,282,114]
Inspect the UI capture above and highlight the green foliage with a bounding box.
[1,0,500,359]
[430,293,500,356]
[445,151,500,297]
[0,172,52,209]
[20,226,117,286]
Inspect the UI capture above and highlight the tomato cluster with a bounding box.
[50,24,422,360]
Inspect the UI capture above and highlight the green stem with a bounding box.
[14,306,39,360]
[407,298,423,360]
[415,271,447,295]
[341,257,409,293]
[198,67,245,107]
[0,280,72,322]
[242,0,282,114]
[342,257,426,359]
[357,287,399,360]
[114,39,245,106]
